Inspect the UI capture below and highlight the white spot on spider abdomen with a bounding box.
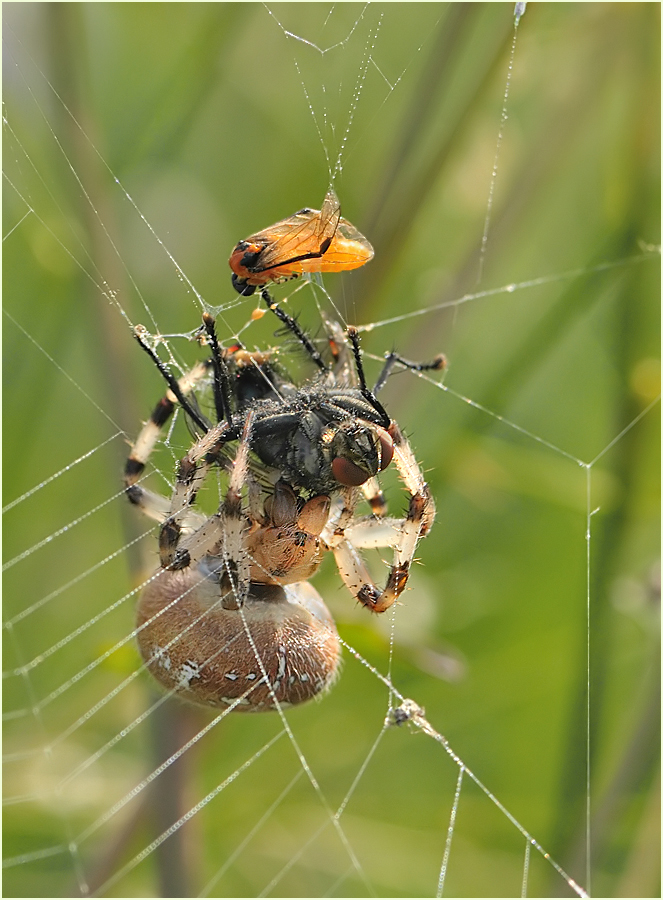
[176,660,202,689]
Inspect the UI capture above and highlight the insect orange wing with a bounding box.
[229,189,373,295]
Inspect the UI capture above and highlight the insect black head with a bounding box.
[231,273,256,296]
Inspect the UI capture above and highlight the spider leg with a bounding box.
[332,511,420,615]
[320,487,360,547]
[330,423,434,614]
[124,356,213,533]
[161,412,255,610]
[158,420,238,568]
[126,483,207,533]
[344,516,402,549]
[389,422,435,537]
[361,476,388,517]
[332,538,404,613]
[218,409,255,607]
[125,358,212,490]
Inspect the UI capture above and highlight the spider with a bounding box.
[126,296,443,709]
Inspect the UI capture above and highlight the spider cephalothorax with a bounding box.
[125,296,444,710]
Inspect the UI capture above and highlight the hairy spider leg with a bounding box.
[360,475,389,517]
[125,352,213,526]
[158,412,263,611]
[325,421,435,614]
[126,318,249,550]
[218,410,255,608]
[157,419,238,569]
[359,344,443,516]
[320,486,361,546]
[361,348,445,518]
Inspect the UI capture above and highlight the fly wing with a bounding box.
[243,208,313,244]
[312,189,342,247]
[252,190,341,271]
[336,218,372,245]
[297,216,374,271]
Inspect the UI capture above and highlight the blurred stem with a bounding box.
[584,644,660,883]
[352,5,513,316]
[385,15,618,373]
[45,5,195,895]
[122,4,246,170]
[45,3,144,570]
[362,3,474,237]
[549,10,661,888]
[149,701,206,898]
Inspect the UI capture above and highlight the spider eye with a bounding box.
[331,456,371,486]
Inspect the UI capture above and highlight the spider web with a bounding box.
[3,4,660,898]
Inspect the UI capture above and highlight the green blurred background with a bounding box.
[3,3,660,897]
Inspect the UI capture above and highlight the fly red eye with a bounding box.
[377,430,394,471]
[332,457,370,486]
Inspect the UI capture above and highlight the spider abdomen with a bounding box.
[136,567,341,711]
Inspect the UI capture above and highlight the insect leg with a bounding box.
[345,326,390,428]
[202,312,234,427]
[373,351,447,394]
[132,326,210,432]
[260,289,328,371]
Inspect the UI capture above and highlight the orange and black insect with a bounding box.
[229,189,374,296]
